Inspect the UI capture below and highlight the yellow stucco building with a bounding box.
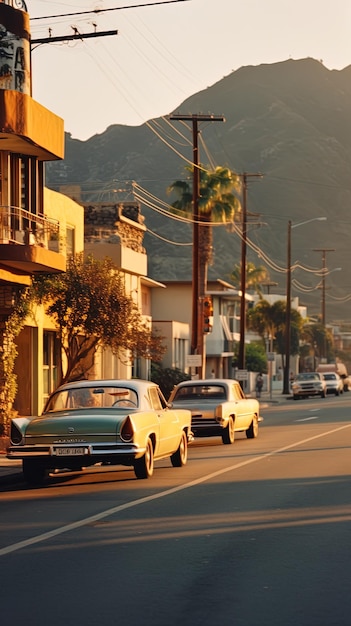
[0,2,84,418]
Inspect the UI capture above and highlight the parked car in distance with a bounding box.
[322,372,344,396]
[291,372,327,400]
[7,379,192,485]
[317,363,350,391]
[168,378,261,445]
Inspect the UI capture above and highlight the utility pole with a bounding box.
[169,114,224,378]
[283,217,327,394]
[283,220,292,395]
[313,247,335,360]
[238,172,263,374]
[313,248,335,326]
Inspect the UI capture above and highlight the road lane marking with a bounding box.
[2,421,351,556]
[296,416,320,422]
[296,408,323,421]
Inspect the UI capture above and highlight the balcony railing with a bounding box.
[0,205,61,252]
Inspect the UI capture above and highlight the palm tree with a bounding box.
[168,165,241,298]
[230,261,269,293]
[300,321,334,368]
[247,298,303,379]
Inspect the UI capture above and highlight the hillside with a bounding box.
[45,58,351,322]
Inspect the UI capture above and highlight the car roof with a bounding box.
[53,379,158,393]
[175,379,237,386]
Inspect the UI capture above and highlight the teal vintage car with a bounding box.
[7,379,192,485]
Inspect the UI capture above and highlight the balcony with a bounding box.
[0,206,66,276]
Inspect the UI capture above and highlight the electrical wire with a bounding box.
[146,227,192,245]
[133,182,238,226]
[30,1,190,21]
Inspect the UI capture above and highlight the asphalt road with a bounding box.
[1,394,351,626]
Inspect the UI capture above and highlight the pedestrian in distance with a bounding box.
[289,371,295,391]
[256,372,264,398]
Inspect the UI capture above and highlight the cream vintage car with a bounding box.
[169,378,261,444]
[7,379,192,485]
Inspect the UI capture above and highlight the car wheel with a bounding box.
[246,416,259,439]
[22,459,47,485]
[222,416,235,445]
[134,438,154,479]
[293,395,299,400]
[171,431,188,467]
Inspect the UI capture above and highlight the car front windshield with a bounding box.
[44,386,138,412]
[296,374,319,381]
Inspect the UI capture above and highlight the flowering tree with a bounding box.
[32,254,165,385]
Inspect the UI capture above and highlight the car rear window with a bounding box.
[174,385,226,400]
[44,386,138,412]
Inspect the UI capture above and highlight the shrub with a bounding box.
[151,365,190,399]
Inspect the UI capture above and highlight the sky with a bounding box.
[27,0,351,140]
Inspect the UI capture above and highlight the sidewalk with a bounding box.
[259,388,292,407]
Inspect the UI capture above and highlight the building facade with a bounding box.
[82,200,165,382]
[0,1,84,419]
[151,279,253,379]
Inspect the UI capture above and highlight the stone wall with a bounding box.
[83,202,146,253]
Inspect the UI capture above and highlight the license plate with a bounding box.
[54,447,86,456]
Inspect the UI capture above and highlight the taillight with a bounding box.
[120,416,134,442]
[10,422,23,445]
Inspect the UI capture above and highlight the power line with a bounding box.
[30,0,190,21]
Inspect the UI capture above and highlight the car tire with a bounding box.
[222,416,235,445]
[171,431,188,467]
[22,459,47,485]
[134,438,154,479]
[246,416,259,439]
[293,395,299,400]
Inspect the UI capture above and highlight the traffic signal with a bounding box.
[203,296,213,334]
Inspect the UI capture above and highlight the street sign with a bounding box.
[186,354,202,367]
[267,352,275,361]
[236,369,248,380]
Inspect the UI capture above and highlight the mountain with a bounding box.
[45,58,351,323]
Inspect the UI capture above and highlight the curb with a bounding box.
[259,395,292,407]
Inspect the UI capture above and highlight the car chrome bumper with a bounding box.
[191,414,221,426]
[7,442,144,459]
